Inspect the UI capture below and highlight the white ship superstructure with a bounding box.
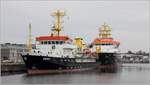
[90,23,120,65]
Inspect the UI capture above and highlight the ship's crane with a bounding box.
[27,23,32,53]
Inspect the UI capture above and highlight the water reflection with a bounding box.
[121,64,150,72]
[97,67,119,73]
[19,67,120,84]
[1,64,150,84]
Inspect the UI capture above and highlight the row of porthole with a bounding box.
[58,66,82,70]
[60,59,74,62]
[43,58,75,62]
[67,66,82,69]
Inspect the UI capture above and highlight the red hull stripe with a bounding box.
[27,68,92,75]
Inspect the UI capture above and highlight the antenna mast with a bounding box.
[51,10,66,36]
[99,22,111,38]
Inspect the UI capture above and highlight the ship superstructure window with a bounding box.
[51,41,65,45]
[96,43,113,45]
[48,41,51,44]
[44,41,48,44]
[60,41,63,44]
[102,43,113,45]
[55,41,63,45]
[56,41,59,44]
[40,41,65,45]
[52,41,55,44]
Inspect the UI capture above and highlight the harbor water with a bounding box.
[1,64,150,84]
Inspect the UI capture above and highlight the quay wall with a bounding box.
[1,63,26,76]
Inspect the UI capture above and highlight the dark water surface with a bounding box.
[1,64,150,84]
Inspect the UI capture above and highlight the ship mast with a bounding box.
[99,22,111,38]
[51,10,66,36]
[27,23,32,53]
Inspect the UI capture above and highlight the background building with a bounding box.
[1,43,28,63]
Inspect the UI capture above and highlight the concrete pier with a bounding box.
[1,63,26,76]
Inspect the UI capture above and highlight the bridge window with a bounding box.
[48,41,51,44]
[97,43,113,45]
[41,41,65,45]
[56,41,59,44]
[41,41,44,44]
[60,41,63,44]
[52,41,55,44]
[44,41,48,44]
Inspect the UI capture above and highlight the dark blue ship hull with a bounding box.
[21,53,120,75]
[97,53,117,65]
[96,53,120,69]
[21,54,99,75]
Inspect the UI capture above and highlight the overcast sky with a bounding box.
[0,1,149,52]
